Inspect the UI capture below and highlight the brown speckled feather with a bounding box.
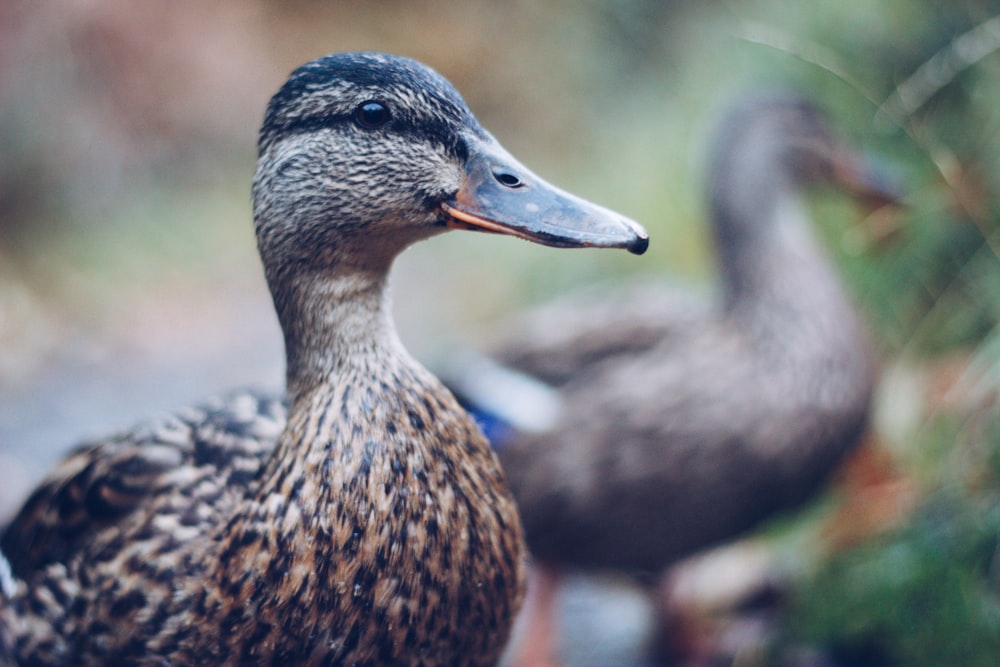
[3,377,521,664]
[0,391,287,578]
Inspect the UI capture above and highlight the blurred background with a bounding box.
[1,1,999,665]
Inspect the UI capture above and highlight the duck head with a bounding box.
[708,92,901,244]
[252,52,648,288]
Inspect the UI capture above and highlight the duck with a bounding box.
[0,51,648,666]
[445,92,899,665]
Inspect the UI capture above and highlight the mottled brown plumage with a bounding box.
[0,52,647,666]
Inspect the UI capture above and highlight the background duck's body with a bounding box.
[498,241,875,573]
[448,93,893,664]
[0,52,647,665]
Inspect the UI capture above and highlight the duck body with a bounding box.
[500,238,875,574]
[4,383,517,665]
[0,52,647,665]
[456,93,888,575]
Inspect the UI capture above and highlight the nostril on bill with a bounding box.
[491,167,524,189]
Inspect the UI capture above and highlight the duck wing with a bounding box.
[0,390,286,577]
[489,280,712,386]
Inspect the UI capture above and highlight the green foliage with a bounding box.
[783,491,1000,666]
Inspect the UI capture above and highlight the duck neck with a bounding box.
[205,250,526,662]
[710,174,867,366]
[273,264,402,408]
[715,188,815,302]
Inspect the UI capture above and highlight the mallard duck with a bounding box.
[447,92,899,665]
[0,51,648,666]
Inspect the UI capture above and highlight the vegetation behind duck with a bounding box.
[0,52,647,666]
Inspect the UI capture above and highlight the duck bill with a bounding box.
[833,148,904,213]
[440,135,649,255]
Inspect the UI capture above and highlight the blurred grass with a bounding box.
[2,0,1000,662]
[781,489,1000,666]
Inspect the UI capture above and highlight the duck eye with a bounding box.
[355,101,391,129]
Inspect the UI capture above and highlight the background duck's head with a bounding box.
[252,52,648,286]
[708,92,900,246]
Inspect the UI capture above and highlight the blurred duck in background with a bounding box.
[446,92,901,666]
